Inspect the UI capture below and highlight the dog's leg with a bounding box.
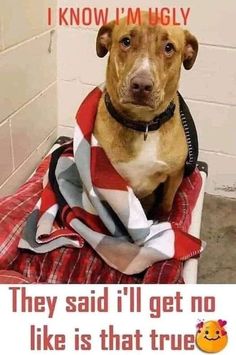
[140,193,156,216]
[160,169,184,214]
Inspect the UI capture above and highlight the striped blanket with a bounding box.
[19,87,205,275]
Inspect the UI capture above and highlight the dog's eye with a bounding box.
[120,37,131,48]
[164,42,175,56]
[216,331,220,335]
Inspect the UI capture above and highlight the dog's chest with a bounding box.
[113,133,168,196]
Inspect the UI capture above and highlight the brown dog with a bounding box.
[94,12,198,214]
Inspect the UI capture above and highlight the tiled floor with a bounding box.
[198,194,236,283]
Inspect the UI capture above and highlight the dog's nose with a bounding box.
[130,76,154,96]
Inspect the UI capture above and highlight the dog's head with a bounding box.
[96,12,198,119]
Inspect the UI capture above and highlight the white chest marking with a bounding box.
[113,133,168,196]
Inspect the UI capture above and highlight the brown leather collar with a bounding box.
[104,92,176,140]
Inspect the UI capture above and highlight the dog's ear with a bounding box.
[183,30,198,70]
[96,21,115,57]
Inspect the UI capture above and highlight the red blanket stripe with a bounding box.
[91,147,128,190]
[76,88,103,142]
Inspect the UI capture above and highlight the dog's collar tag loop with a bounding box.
[144,124,149,141]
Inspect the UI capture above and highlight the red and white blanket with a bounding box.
[0,140,202,284]
[17,87,205,275]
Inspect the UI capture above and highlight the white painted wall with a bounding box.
[57,0,236,198]
[0,0,57,197]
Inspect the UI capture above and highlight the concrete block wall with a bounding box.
[57,0,236,198]
[0,0,57,197]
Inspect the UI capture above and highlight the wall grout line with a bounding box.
[0,128,57,191]
[0,14,5,51]
[13,124,57,172]
[60,78,96,87]
[57,26,98,33]
[57,125,74,131]
[200,149,236,158]
[184,97,236,108]
[9,119,15,171]
[1,80,57,124]
[199,42,236,50]
[57,125,74,137]
[0,27,56,55]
